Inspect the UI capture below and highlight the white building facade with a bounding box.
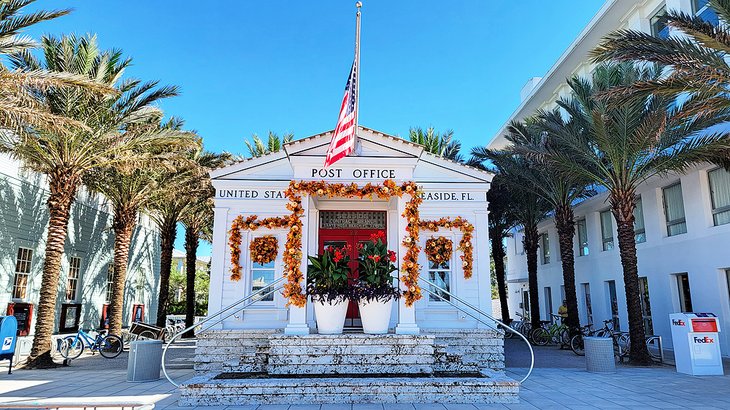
[491,0,730,356]
[207,127,493,334]
[0,153,161,351]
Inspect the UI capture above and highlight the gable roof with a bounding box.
[211,125,493,183]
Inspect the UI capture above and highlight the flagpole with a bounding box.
[353,1,362,154]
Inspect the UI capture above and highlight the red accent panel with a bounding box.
[691,318,718,332]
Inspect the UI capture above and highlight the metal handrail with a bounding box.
[162,278,286,387]
[418,277,534,384]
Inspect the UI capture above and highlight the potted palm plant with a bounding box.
[353,231,400,334]
[306,244,351,334]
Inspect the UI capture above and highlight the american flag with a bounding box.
[324,61,357,167]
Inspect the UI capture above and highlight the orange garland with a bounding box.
[228,215,289,281]
[229,179,431,307]
[419,217,474,279]
[285,179,424,306]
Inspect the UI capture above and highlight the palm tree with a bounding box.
[85,117,199,337]
[486,175,517,324]
[485,119,593,333]
[591,0,730,168]
[408,127,463,162]
[6,34,180,368]
[180,151,231,336]
[540,62,730,364]
[149,149,223,326]
[244,131,293,157]
[472,148,551,330]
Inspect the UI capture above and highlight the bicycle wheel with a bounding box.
[138,330,156,340]
[99,334,124,358]
[60,336,84,359]
[531,328,550,346]
[570,334,585,356]
[559,327,571,346]
[617,333,630,357]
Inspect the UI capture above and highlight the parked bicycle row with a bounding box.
[57,318,189,360]
[503,314,663,362]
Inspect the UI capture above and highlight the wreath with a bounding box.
[250,236,278,265]
[419,216,474,279]
[425,236,453,265]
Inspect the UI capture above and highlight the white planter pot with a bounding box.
[313,299,349,335]
[358,298,394,334]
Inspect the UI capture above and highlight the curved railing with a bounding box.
[418,277,534,384]
[161,277,286,387]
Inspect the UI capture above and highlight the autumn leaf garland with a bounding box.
[227,180,476,308]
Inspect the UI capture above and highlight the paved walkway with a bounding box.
[0,339,729,409]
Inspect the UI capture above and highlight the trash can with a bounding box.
[127,340,163,382]
[584,336,615,373]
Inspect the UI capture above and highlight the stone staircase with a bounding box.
[182,329,518,406]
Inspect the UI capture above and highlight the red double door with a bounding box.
[318,226,384,327]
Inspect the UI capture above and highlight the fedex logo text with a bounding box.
[672,319,685,326]
[693,336,714,344]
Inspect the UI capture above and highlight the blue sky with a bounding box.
[26,1,604,255]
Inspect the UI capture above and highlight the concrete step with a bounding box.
[179,370,519,405]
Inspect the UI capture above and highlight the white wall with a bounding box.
[505,165,730,356]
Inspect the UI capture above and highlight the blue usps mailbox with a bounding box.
[0,316,18,374]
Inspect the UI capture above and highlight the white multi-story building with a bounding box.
[489,0,730,357]
[0,153,162,352]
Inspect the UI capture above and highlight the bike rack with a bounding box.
[418,277,534,384]
[161,278,286,387]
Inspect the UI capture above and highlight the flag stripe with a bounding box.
[324,61,357,168]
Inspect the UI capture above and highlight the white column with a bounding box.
[207,206,229,329]
[474,209,493,328]
[395,195,419,335]
[285,196,310,335]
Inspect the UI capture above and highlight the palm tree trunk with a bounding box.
[108,205,137,337]
[26,171,79,368]
[523,223,541,330]
[183,225,198,338]
[554,204,580,334]
[156,215,177,326]
[490,228,510,323]
[611,192,652,365]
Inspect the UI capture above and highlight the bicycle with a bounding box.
[569,323,595,355]
[59,329,124,360]
[529,314,570,346]
[579,319,629,358]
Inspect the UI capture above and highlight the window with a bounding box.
[676,273,693,312]
[651,8,670,39]
[428,259,451,302]
[708,168,730,226]
[540,232,550,264]
[607,280,620,330]
[726,269,730,307]
[12,248,32,299]
[136,271,146,302]
[544,287,553,321]
[694,0,719,24]
[663,183,687,236]
[577,219,589,256]
[251,260,275,302]
[600,211,614,251]
[105,264,114,303]
[634,197,646,243]
[581,283,593,325]
[638,277,653,335]
[66,256,81,301]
